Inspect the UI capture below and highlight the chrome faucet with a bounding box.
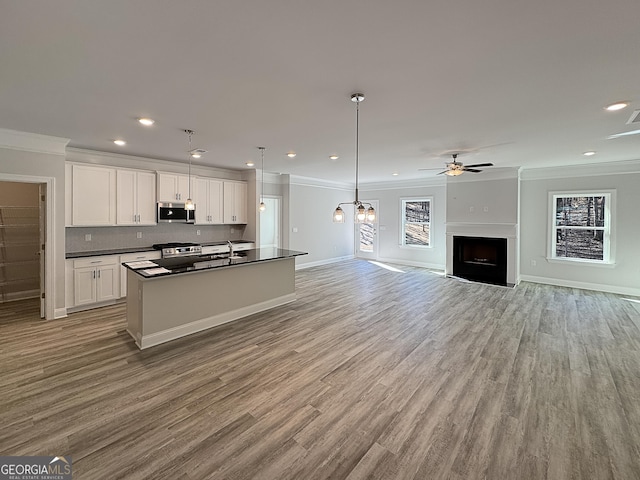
[227,240,233,256]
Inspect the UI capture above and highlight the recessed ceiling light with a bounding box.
[583,151,596,156]
[329,155,339,160]
[138,117,155,126]
[246,161,255,167]
[287,152,297,158]
[605,102,629,111]
[392,172,399,176]
[190,148,207,159]
[113,139,126,146]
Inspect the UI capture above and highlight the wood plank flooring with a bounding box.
[2,260,640,479]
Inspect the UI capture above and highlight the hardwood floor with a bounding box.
[1,260,640,479]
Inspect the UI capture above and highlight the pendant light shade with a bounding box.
[332,93,376,224]
[258,146,266,213]
[184,129,195,210]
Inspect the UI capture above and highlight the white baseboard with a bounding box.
[134,293,297,350]
[520,274,640,297]
[295,255,354,270]
[54,307,68,319]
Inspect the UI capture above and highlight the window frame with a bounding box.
[548,190,615,265]
[400,197,432,249]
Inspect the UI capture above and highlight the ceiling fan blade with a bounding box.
[436,170,448,175]
[463,168,482,173]
[463,162,494,168]
[418,167,444,171]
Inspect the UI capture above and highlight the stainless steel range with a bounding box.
[153,242,202,258]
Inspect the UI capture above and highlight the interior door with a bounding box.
[356,200,378,260]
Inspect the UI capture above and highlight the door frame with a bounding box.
[355,199,379,260]
[0,173,55,320]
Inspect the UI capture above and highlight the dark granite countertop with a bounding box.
[123,248,307,279]
[65,240,255,259]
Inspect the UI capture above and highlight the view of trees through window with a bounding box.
[403,199,430,247]
[553,195,608,261]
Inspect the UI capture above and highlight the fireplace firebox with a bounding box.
[452,236,507,286]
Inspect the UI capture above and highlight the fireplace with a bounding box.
[452,236,507,286]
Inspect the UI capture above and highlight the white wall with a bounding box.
[446,173,519,224]
[361,182,447,269]
[520,163,640,295]
[289,178,354,267]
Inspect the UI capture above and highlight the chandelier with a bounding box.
[333,93,376,223]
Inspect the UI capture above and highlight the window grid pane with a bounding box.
[402,199,431,247]
[551,193,610,262]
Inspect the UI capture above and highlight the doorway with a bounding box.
[260,195,282,248]
[0,181,44,317]
[356,199,378,260]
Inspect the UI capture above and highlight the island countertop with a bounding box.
[123,247,307,278]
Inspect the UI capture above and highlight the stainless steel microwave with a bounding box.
[157,203,195,223]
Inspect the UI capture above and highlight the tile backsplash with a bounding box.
[66,224,247,253]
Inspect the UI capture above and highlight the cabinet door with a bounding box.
[96,264,119,302]
[72,165,116,225]
[194,178,210,224]
[157,173,180,202]
[177,175,192,202]
[116,169,137,225]
[208,179,224,224]
[136,171,157,225]
[223,181,247,224]
[74,267,96,306]
[234,182,248,224]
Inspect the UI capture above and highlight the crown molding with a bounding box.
[520,159,640,181]
[0,128,69,155]
[289,174,352,191]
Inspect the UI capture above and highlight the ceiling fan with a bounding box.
[420,154,494,176]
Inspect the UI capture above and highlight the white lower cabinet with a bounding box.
[68,255,120,308]
[120,251,161,297]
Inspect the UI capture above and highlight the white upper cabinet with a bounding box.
[223,181,247,224]
[72,164,117,226]
[116,169,157,225]
[157,172,193,203]
[195,177,224,225]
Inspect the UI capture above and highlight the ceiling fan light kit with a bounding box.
[434,153,494,176]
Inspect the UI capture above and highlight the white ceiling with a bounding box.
[1,0,639,184]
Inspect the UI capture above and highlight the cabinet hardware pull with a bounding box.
[91,261,100,264]
[97,270,101,278]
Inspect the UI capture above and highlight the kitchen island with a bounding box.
[124,247,307,349]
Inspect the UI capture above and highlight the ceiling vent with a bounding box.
[626,109,640,124]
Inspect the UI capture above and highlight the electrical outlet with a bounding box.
[196,230,201,236]
[230,228,235,233]
[136,232,142,239]
[84,234,91,242]
[483,206,489,212]
[292,227,298,233]
[531,259,537,267]
[469,206,474,212]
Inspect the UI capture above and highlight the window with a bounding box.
[550,192,612,263]
[401,198,431,247]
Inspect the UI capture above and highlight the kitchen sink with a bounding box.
[198,252,247,261]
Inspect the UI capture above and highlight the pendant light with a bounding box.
[332,93,376,223]
[184,129,195,210]
[258,146,266,212]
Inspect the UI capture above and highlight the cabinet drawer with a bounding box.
[73,255,119,268]
[120,251,161,263]
[201,245,228,255]
[233,243,254,251]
